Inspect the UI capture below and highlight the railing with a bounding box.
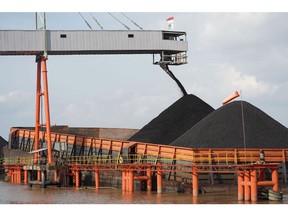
[0,154,277,167]
[8,128,288,165]
[1,157,33,165]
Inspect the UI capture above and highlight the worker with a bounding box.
[260,149,265,164]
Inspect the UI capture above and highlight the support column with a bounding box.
[244,170,251,201]
[15,170,18,183]
[18,169,22,183]
[126,171,130,192]
[16,170,19,183]
[14,170,17,183]
[251,169,257,202]
[24,170,28,184]
[75,169,80,188]
[129,170,134,192]
[282,150,287,183]
[272,168,279,191]
[37,171,41,181]
[13,170,16,183]
[237,171,244,201]
[41,57,53,165]
[192,165,199,197]
[122,170,126,192]
[156,163,162,194]
[10,170,14,183]
[95,168,99,190]
[147,166,152,192]
[34,57,41,163]
[15,170,19,183]
[282,162,287,184]
[54,170,58,183]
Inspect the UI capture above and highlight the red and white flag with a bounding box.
[166,16,174,29]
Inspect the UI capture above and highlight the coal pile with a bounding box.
[0,136,8,156]
[171,101,288,148]
[128,94,215,144]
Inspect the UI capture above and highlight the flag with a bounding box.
[166,16,174,29]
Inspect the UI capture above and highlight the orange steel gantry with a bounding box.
[237,164,279,202]
[34,56,53,165]
[1,157,280,202]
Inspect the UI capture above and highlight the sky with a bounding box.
[1,1,288,213]
[1,2,288,140]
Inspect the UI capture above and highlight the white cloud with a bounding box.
[219,64,279,96]
[184,63,279,109]
[0,91,32,104]
[235,13,267,25]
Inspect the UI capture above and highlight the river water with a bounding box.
[1,180,288,204]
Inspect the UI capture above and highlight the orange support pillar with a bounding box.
[122,170,126,192]
[16,170,19,183]
[37,171,41,181]
[156,164,162,194]
[14,171,17,183]
[18,169,22,183]
[10,170,14,183]
[41,57,53,165]
[238,171,244,201]
[14,170,18,183]
[251,169,257,202]
[244,170,251,201]
[24,170,28,184]
[192,165,199,197]
[54,170,58,183]
[75,170,80,188]
[15,170,18,183]
[16,171,19,183]
[13,170,16,183]
[147,166,152,192]
[34,57,41,163]
[13,171,16,183]
[129,170,134,192]
[272,168,279,191]
[126,171,130,192]
[95,168,99,190]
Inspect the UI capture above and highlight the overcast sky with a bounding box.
[1,3,288,140]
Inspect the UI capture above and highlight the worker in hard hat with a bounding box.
[260,149,265,164]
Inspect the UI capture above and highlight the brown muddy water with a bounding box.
[1,181,288,204]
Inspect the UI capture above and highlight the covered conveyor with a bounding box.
[0,30,187,65]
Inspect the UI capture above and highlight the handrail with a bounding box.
[9,127,288,165]
[0,154,265,166]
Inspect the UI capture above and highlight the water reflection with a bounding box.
[192,196,198,204]
[0,181,286,204]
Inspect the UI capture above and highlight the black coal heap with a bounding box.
[171,101,288,148]
[129,94,215,144]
